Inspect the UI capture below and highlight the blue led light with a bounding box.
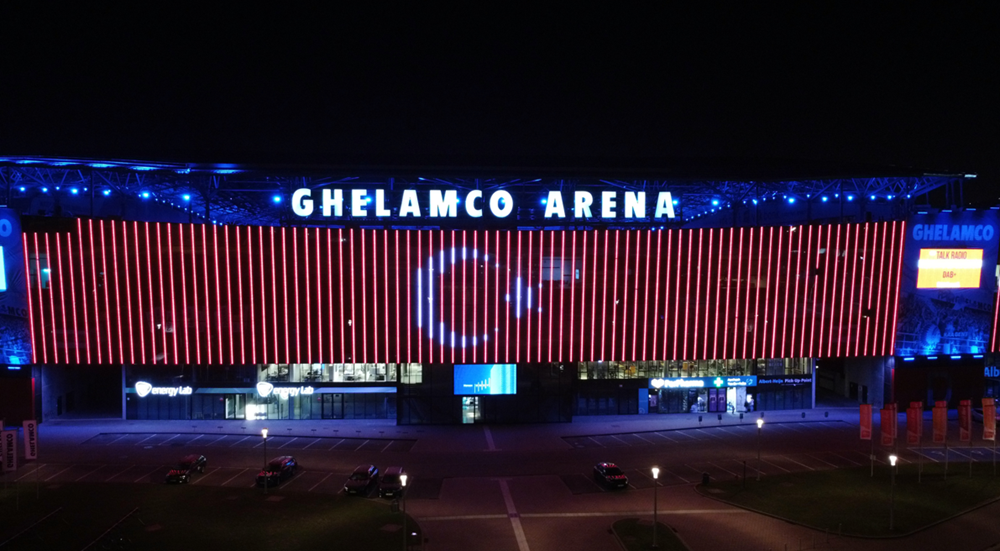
[541,198,547,205]
[751,199,758,205]
[870,195,876,200]
[903,357,914,361]
[141,192,150,199]
[711,199,719,206]
[70,188,79,195]
[102,189,111,196]
[821,196,828,202]
[131,166,156,171]
[213,169,239,174]
[846,195,854,201]
[927,356,937,360]
[182,194,191,201]
[887,195,893,200]
[950,355,962,360]
[41,187,48,193]
[788,197,796,204]
[672,199,679,205]
[18,186,25,192]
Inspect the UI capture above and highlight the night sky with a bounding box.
[2,4,997,203]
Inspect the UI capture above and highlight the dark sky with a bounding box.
[2,4,997,203]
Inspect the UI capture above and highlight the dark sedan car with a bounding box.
[165,454,207,484]
[256,456,298,487]
[378,466,405,499]
[593,462,629,489]
[344,464,379,496]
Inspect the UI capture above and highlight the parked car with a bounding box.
[256,456,298,487]
[344,464,379,496]
[593,462,629,489]
[165,454,207,484]
[379,466,405,499]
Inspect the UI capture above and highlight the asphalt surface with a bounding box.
[4,408,1000,551]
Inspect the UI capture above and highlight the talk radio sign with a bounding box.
[895,210,1000,357]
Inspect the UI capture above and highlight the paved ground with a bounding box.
[4,408,1000,551]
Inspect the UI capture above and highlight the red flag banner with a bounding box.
[906,407,920,445]
[932,403,947,444]
[959,399,971,442]
[880,407,894,446]
[985,404,996,441]
[860,404,872,440]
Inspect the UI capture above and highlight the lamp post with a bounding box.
[651,466,660,549]
[888,454,897,531]
[756,418,764,481]
[261,428,268,495]
[400,474,408,551]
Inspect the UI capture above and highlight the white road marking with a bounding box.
[309,472,333,492]
[499,479,530,551]
[303,438,322,450]
[831,452,862,466]
[807,454,839,468]
[15,464,46,481]
[782,456,815,471]
[666,468,692,484]
[632,433,655,444]
[484,426,497,451]
[134,466,160,483]
[221,468,249,486]
[761,458,790,472]
[75,465,106,482]
[278,437,299,449]
[229,435,252,447]
[135,434,157,445]
[709,462,738,477]
[44,466,75,482]
[191,467,219,484]
[105,434,129,445]
[105,465,134,482]
[381,440,394,453]
[159,434,181,445]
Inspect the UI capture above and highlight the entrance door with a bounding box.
[461,397,480,424]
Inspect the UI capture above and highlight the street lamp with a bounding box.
[400,473,408,551]
[756,418,764,481]
[888,454,897,531]
[261,428,268,495]
[651,466,660,549]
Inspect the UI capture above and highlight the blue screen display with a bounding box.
[454,364,517,395]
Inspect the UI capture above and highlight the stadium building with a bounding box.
[0,156,997,425]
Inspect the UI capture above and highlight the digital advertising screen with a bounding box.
[895,211,999,356]
[454,364,517,395]
[0,209,30,365]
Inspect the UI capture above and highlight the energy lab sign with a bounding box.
[290,188,678,221]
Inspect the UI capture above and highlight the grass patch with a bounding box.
[698,463,1000,536]
[0,482,420,550]
[612,518,690,551]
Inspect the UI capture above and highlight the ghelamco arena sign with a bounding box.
[291,188,677,220]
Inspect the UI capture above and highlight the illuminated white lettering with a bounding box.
[574,191,593,218]
[654,192,676,219]
[351,189,368,216]
[292,188,313,216]
[400,190,421,217]
[601,191,617,218]
[490,191,513,218]
[375,189,391,216]
[429,189,459,217]
[544,191,566,218]
[465,190,483,217]
[321,189,343,217]
[624,191,645,218]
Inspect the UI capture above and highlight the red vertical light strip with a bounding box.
[822,225,837,357]
[177,224,189,364]
[835,225,852,357]
[236,227,246,363]
[201,225,212,364]
[807,226,823,357]
[526,232,532,362]
[33,234,48,363]
[886,222,905,356]
[506,231,512,363]
[416,231,421,364]
[574,231,583,361]
[608,230,629,360]
[559,231,566,362]
[773,227,787,358]
[647,230,659,361]
[304,228,311,363]
[212,225,224,364]
[873,222,889,355]
[315,229,323,362]
[591,230,599,360]
[293,227,300,364]
[461,230,467,364]
[742,228,753,359]
[751,228,764,360]
[190,225,200,364]
[549,231,555,362]
[371,230,378,365]
[536,231,544,363]
[330,229,336,362]
[146,222,158,364]
[68,232,82,363]
[257,226,267,363]
[132,222,144,363]
[384,230,390,364]
[792,225,809,357]
[164,224,178,364]
[654,230,666,359]
[765,227,779,359]
[224,227,235,364]
[673,231,682,360]
[730,228,742,358]
[88,220,103,364]
[23,235,38,364]
[700,229,710,359]
[247,227,255,364]
[156,223,169,363]
[602,230,612,361]
[640,231,651,360]
[75,220,91,363]
[497,231,503,363]
[861,223,876,356]
[708,229,719,359]
[728,228,743,358]
[54,234,69,363]
[98,222,115,363]
[281,227,290,363]
[44,234,59,364]
[349,228,356,364]
[396,230,402,363]
[780,228,795,357]
[269,227,279,363]
[683,230,694,360]
[439,230,445,364]
[450,230,456,364]
[692,229,703,360]
[848,224,865,357]
[110,224,124,364]
[473,231,478,362]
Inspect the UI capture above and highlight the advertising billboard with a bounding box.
[0,209,29,365]
[895,211,1000,356]
[454,364,517,395]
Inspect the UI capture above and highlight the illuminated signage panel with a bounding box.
[915,249,983,289]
